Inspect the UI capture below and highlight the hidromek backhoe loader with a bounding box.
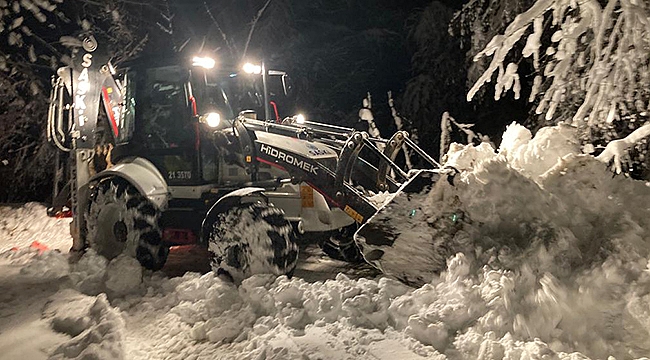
[46,33,442,282]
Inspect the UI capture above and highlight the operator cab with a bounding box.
[111,56,295,188]
[113,63,213,185]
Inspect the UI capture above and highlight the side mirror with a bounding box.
[281,74,294,97]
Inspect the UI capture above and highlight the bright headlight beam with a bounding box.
[243,62,262,75]
[205,112,221,127]
[295,114,306,124]
[192,56,216,69]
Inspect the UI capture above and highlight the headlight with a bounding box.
[200,112,221,127]
[242,62,262,75]
[281,113,306,125]
[192,56,216,69]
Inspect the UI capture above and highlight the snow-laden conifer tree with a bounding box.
[467,0,650,176]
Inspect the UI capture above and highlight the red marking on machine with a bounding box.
[189,95,197,116]
[163,228,197,245]
[102,86,119,137]
[270,101,279,122]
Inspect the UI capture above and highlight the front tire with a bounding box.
[85,178,169,270]
[207,201,299,282]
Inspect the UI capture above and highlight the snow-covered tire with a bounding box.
[207,201,299,282]
[85,178,169,270]
[320,223,363,263]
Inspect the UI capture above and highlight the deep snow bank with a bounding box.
[363,123,650,358]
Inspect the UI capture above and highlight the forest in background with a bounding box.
[1,0,648,201]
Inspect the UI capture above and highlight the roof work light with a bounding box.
[192,56,216,69]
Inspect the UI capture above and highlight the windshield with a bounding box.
[137,65,195,149]
[190,70,236,120]
[192,69,294,121]
[224,73,293,121]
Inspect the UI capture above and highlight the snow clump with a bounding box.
[105,254,143,297]
[47,292,127,360]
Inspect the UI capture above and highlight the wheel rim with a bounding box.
[113,221,128,243]
[94,203,127,259]
[85,179,169,271]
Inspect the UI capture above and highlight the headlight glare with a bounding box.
[201,112,221,127]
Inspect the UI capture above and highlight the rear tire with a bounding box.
[85,178,169,270]
[207,201,299,282]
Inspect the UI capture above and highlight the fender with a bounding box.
[201,187,265,243]
[89,157,169,209]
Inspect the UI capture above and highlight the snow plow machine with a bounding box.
[46,34,443,283]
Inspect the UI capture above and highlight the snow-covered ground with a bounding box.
[1,123,650,359]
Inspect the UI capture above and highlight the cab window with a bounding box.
[138,66,193,149]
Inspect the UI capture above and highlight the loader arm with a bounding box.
[237,117,440,226]
[234,124,378,224]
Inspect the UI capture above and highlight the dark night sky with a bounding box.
[166,0,458,104]
[156,0,520,152]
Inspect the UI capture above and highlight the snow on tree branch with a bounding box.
[242,0,273,62]
[467,0,650,128]
[466,0,555,103]
[596,122,650,174]
[388,91,413,170]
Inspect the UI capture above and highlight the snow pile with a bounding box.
[357,122,650,358]
[0,202,71,253]
[444,141,497,173]
[68,249,109,295]
[366,122,650,280]
[43,289,96,337]
[498,122,581,182]
[462,124,650,357]
[117,272,444,359]
[1,244,70,278]
[108,253,641,359]
[20,249,70,279]
[368,191,393,208]
[0,249,136,359]
[64,250,144,297]
[445,122,581,183]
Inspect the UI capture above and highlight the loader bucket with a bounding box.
[354,169,445,286]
